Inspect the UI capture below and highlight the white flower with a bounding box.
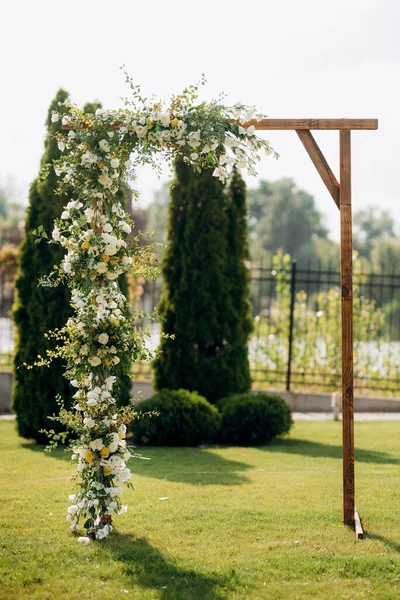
[98,139,110,152]
[61,211,69,220]
[70,380,79,388]
[89,356,101,367]
[108,433,120,453]
[84,208,95,222]
[106,272,119,280]
[104,245,117,256]
[117,468,131,484]
[103,223,113,233]
[51,112,59,123]
[119,424,127,436]
[122,256,132,266]
[52,227,60,241]
[80,344,89,356]
[112,356,120,365]
[67,200,83,211]
[119,222,131,234]
[118,505,128,514]
[63,261,72,273]
[96,262,108,274]
[83,417,95,428]
[90,438,104,451]
[98,174,113,188]
[98,333,109,345]
[104,376,116,390]
[67,505,79,516]
[110,158,119,168]
[58,141,66,152]
[77,536,91,546]
[190,153,198,161]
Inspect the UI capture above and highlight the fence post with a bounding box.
[286,260,297,391]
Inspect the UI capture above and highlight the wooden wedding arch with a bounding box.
[246,118,379,537]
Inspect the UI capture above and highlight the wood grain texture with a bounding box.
[340,130,355,528]
[247,118,378,131]
[296,130,340,209]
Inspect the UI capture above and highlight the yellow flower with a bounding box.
[110,259,118,265]
[102,254,110,262]
[103,465,113,476]
[146,118,153,128]
[94,425,99,431]
[170,118,179,128]
[100,447,110,458]
[81,241,90,250]
[104,359,113,367]
[85,451,94,464]
[97,162,105,169]
[111,319,120,327]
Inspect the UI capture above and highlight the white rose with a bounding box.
[110,158,119,168]
[63,262,72,273]
[98,333,109,345]
[83,417,95,428]
[51,112,59,123]
[106,272,119,280]
[52,227,60,241]
[122,256,132,266]
[120,222,131,234]
[90,438,104,451]
[98,174,112,188]
[103,223,113,233]
[104,245,117,256]
[96,262,108,274]
[80,344,89,356]
[58,141,66,152]
[112,356,120,365]
[98,139,110,152]
[67,505,79,516]
[118,505,128,514]
[104,376,116,391]
[117,468,131,484]
[89,356,101,367]
[159,113,170,127]
[61,211,69,220]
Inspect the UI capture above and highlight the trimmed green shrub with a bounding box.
[153,161,252,403]
[217,392,292,446]
[132,389,220,446]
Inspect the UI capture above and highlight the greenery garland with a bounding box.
[37,75,277,544]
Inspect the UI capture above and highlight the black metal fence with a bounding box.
[1,260,400,394]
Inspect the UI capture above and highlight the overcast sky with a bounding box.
[1,0,399,239]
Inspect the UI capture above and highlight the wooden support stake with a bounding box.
[354,508,364,540]
[340,130,355,528]
[296,130,340,209]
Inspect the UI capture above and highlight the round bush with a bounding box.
[217,392,292,446]
[131,389,221,446]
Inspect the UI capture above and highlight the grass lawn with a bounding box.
[1,419,400,600]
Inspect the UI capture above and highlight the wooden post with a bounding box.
[340,130,355,527]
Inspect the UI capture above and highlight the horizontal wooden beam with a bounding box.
[62,118,378,132]
[248,119,378,131]
[296,130,340,209]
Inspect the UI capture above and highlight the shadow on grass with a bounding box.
[135,447,251,486]
[21,443,251,485]
[102,533,235,599]
[366,532,400,552]
[263,438,399,465]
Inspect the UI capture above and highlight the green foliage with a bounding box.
[153,161,252,402]
[131,389,220,446]
[217,392,292,446]
[12,89,73,442]
[354,205,396,259]
[247,178,329,266]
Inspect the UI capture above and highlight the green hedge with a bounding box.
[217,392,292,446]
[132,389,220,446]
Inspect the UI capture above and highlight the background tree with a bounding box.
[12,93,131,442]
[353,205,396,259]
[247,178,329,266]
[153,161,252,403]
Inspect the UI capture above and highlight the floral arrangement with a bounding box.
[40,73,277,544]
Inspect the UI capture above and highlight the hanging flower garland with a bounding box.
[40,75,277,544]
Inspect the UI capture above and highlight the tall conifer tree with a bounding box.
[153,161,252,402]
